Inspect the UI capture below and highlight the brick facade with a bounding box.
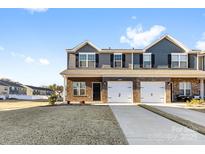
[171,78,200,101]
[66,77,102,103]
[66,77,200,103]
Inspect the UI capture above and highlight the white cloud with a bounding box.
[10,52,35,64]
[39,58,50,65]
[25,56,35,63]
[0,46,5,51]
[196,32,205,50]
[24,8,48,14]
[120,24,166,48]
[131,16,137,20]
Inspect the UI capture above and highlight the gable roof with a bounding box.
[0,81,8,86]
[0,79,24,88]
[143,34,190,52]
[66,40,101,52]
[25,85,52,91]
[66,35,203,54]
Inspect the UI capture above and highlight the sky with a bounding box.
[0,8,205,86]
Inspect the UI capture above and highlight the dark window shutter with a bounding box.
[122,54,126,67]
[168,54,171,68]
[151,54,155,68]
[95,54,99,68]
[76,53,79,67]
[139,54,143,68]
[110,54,114,67]
[188,54,191,68]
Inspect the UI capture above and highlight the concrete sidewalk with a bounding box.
[152,105,205,127]
[110,105,205,145]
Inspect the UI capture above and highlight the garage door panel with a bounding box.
[141,82,165,103]
[108,81,133,103]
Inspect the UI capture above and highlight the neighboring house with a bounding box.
[0,82,9,99]
[24,85,52,96]
[0,79,26,95]
[60,35,205,104]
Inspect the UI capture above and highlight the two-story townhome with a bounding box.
[60,35,205,104]
[0,79,26,95]
[24,85,53,96]
[0,81,9,99]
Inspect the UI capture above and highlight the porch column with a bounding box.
[63,75,67,103]
[200,79,204,99]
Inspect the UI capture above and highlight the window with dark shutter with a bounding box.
[143,53,152,68]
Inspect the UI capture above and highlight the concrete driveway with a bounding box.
[151,105,205,127]
[110,105,205,145]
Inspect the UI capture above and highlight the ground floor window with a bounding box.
[73,82,86,96]
[179,82,191,96]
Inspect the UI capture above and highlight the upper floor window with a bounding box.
[143,53,152,68]
[171,53,188,68]
[79,53,95,68]
[114,53,122,68]
[179,82,191,96]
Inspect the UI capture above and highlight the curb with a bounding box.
[139,104,205,135]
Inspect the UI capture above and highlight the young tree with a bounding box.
[48,84,63,97]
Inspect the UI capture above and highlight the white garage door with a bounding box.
[141,82,165,103]
[108,81,133,103]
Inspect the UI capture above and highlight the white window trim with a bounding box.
[179,82,191,96]
[73,82,86,96]
[79,53,96,68]
[114,53,122,68]
[143,53,152,68]
[171,53,188,68]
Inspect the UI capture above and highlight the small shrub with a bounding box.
[48,94,58,105]
[187,99,204,107]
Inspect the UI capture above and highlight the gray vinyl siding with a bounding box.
[125,54,132,68]
[133,54,141,69]
[68,53,76,69]
[99,53,111,68]
[146,38,186,68]
[188,54,197,69]
[67,53,69,69]
[204,56,205,70]
[76,44,98,53]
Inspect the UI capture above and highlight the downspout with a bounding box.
[197,53,199,70]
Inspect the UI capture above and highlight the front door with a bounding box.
[93,83,101,101]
